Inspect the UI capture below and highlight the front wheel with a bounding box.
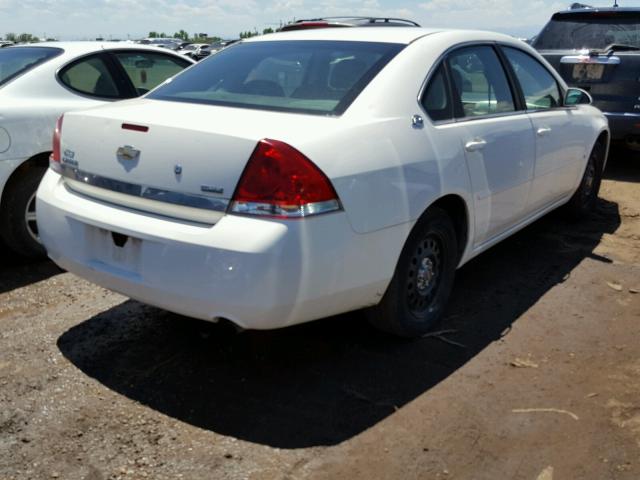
[0,164,47,259]
[564,140,605,217]
[366,207,458,338]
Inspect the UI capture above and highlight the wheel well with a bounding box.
[595,131,609,170]
[426,194,469,261]
[1,152,50,205]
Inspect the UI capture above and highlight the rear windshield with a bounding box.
[148,40,404,115]
[0,47,63,87]
[535,14,640,50]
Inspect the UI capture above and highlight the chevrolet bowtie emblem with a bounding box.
[116,145,140,161]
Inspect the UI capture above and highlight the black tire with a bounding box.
[0,164,47,259]
[367,207,458,338]
[564,140,605,217]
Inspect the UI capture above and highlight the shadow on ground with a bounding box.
[57,196,621,449]
[0,242,61,294]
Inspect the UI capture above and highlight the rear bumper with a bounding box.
[36,170,401,329]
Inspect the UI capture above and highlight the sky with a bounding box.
[0,0,634,41]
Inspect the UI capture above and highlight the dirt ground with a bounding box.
[0,151,639,480]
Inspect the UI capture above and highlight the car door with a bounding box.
[434,45,536,246]
[500,46,586,212]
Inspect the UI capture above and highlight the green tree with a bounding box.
[263,27,274,34]
[17,33,39,43]
[173,30,189,40]
[148,31,159,38]
[239,30,258,39]
[5,33,16,42]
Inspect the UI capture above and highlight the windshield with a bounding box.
[535,14,640,50]
[148,40,404,115]
[0,47,63,87]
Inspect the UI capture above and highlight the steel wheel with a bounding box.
[564,139,605,218]
[406,234,443,314]
[24,191,39,243]
[366,207,458,337]
[0,164,47,258]
[581,154,597,201]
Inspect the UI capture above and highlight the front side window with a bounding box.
[0,47,62,87]
[503,47,561,110]
[113,51,190,95]
[148,40,405,115]
[447,46,516,118]
[421,64,453,121]
[59,54,120,98]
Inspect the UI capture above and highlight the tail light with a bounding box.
[230,139,341,219]
[49,115,64,173]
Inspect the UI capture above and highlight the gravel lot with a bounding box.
[1,152,639,480]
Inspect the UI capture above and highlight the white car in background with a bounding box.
[178,43,210,59]
[38,28,608,337]
[0,42,193,257]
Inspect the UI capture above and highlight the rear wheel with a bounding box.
[367,207,458,338]
[564,140,605,217]
[0,164,47,258]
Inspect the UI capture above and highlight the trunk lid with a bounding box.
[59,98,342,223]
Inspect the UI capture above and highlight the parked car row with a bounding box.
[33,22,607,337]
[136,37,239,61]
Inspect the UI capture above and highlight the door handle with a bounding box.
[465,138,487,152]
[537,127,552,137]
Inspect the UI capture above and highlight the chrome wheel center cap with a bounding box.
[416,257,435,294]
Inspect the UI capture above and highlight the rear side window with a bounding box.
[447,46,515,118]
[503,47,561,110]
[113,51,190,95]
[0,47,62,87]
[59,54,120,98]
[148,40,405,115]
[421,64,453,121]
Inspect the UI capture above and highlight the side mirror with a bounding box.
[565,88,592,106]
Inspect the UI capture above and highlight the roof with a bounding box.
[11,41,184,56]
[244,27,525,47]
[9,41,193,63]
[553,6,640,18]
[245,27,442,44]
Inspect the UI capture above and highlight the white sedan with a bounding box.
[37,28,608,337]
[0,42,193,257]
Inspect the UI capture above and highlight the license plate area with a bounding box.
[85,225,142,274]
[572,63,605,81]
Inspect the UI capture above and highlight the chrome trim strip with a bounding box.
[230,199,341,218]
[59,164,228,224]
[560,55,620,65]
[416,41,567,126]
[603,112,640,118]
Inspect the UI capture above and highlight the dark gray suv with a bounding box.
[534,5,640,149]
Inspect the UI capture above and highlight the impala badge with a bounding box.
[201,185,224,195]
[116,145,140,161]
